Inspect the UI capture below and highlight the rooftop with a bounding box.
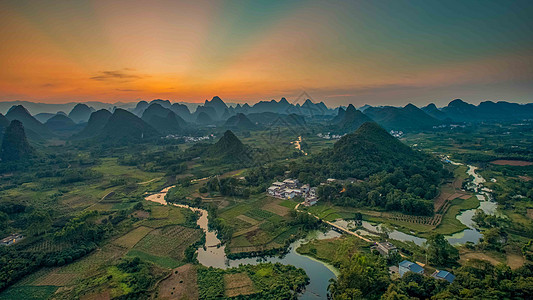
[399,260,424,273]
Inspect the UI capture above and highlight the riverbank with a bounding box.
[145,186,342,299]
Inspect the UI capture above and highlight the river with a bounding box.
[337,162,499,246]
[145,187,340,299]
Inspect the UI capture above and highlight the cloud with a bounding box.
[90,70,146,82]
[116,88,141,92]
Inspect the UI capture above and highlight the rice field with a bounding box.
[112,226,153,249]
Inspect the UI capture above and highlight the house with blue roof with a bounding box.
[432,270,456,283]
[399,260,424,277]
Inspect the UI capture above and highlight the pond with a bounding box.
[146,189,341,299]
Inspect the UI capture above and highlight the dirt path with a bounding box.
[137,177,162,185]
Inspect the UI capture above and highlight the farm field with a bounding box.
[197,263,309,299]
[216,194,303,254]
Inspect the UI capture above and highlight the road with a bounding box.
[295,202,373,243]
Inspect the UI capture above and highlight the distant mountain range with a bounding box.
[1,97,532,142]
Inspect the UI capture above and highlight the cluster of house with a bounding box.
[266,179,319,206]
[317,132,344,140]
[164,134,214,142]
[389,130,404,138]
[1,233,24,246]
[375,241,455,283]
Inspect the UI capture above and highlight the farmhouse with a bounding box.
[1,233,24,246]
[375,241,398,257]
[399,260,424,277]
[432,270,455,283]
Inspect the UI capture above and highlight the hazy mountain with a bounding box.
[34,113,56,123]
[336,104,373,132]
[440,99,479,122]
[421,103,449,120]
[170,103,192,121]
[131,101,149,117]
[364,103,439,131]
[45,114,80,136]
[150,99,171,108]
[142,103,186,128]
[1,120,32,162]
[440,99,533,122]
[195,111,214,125]
[194,106,218,121]
[331,107,346,124]
[204,96,228,118]
[68,104,94,123]
[0,101,127,116]
[72,109,112,140]
[99,109,160,141]
[5,105,54,139]
[224,113,256,129]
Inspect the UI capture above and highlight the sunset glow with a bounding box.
[1,0,532,106]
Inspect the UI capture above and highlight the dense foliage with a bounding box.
[290,122,449,215]
[197,263,309,299]
[383,260,533,299]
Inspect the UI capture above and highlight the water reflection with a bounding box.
[147,192,341,299]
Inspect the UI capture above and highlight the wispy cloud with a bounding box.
[90,70,146,82]
[116,88,141,92]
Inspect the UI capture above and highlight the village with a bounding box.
[266,178,318,206]
[265,179,457,285]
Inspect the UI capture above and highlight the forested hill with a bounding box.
[305,122,442,179]
[290,122,450,215]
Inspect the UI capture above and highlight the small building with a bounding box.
[326,178,336,184]
[283,179,299,188]
[304,196,318,207]
[375,241,398,257]
[267,186,278,196]
[309,187,317,197]
[399,260,424,277]
[301,184,310,193]
[284,189,296,199]
[1,234,24,246]
[432,270,455,283]
[272,181,285,188]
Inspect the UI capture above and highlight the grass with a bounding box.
[434,196,479,235]
[0,286,58,300]
[112,226,153,248]
[130,225,203,267]
[296,235,372,266]
[126,249,182,269]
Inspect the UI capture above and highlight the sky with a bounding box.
[0,0,532,107]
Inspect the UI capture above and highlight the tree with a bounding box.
[27,210,52,235]
[426,233,459,266]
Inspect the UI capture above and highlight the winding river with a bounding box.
[145,187,340,299]
[344,162,499,246]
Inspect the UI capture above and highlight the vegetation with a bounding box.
[197,263,309,299]
[290,122,450,215]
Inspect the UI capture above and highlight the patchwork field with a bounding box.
[112,226,153,248]
[128,225,203,268]
[224,273,255,297]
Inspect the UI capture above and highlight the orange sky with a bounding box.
[1,0,532,106]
